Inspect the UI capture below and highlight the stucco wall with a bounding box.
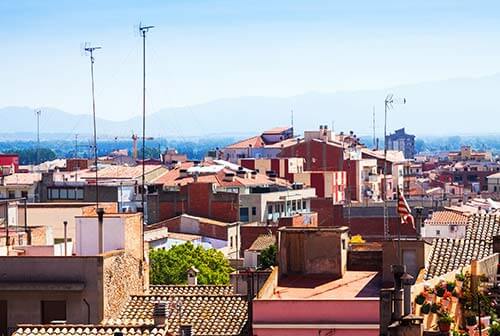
[0,256,104,328]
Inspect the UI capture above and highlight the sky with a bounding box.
[2,0,500,121]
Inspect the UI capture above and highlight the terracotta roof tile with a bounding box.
[424,210,469,226]
[107,293,248,335]
[13,326,167,336]
[148,285,234,296]
[225,136,265,149]
[425,214,500,280]
[247,234,276,251]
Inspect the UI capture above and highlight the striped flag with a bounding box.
[397,188,415,229]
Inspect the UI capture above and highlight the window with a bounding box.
[292,201,296,212]
[75,189,84,200]
[59,189,68,199]
[251,207,256,216]
[68,189,76,199]
[21,191,28,199]
[230,236,234,248]
[436,230,441,236]
[239,207,249,222]
[341,239,346,250]
[302,201,307,210]
[8,191,15,199]
[41,301,66,323]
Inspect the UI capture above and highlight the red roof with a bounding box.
[225,136,265,149]
[262,126,291,135]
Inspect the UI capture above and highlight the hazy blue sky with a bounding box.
[2,0,500,121]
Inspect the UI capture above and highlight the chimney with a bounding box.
[153,301,168,326]
[96,207,105,254]
[179,169,189,178]
[223,172,235,182]
[180,325,192,336]
[400,272,414,316]
[236,167,247,178]
[187,266,199,285]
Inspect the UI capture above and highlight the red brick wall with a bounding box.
[156,183,239,224]
[280,140,343,171]
[348,217,417,240]
[343,159,358,201]
[310,198,344,226]
[310,172,326,197]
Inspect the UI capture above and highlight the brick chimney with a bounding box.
[153,301,168,326]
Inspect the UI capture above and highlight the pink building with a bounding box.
[252,227,380,335]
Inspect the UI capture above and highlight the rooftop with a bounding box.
[270,271,381,299]
[13,326,166,336]
[425,214,500,279]
[247,234,276,252]
[424,210,469,226]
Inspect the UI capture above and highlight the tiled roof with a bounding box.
[425,214,500,280]
[262,127,290,135]
[155,163,289,189]
[148,285,234,296]
[425,210,469,226]
[225,136,265,149]
[13,326,167,336]
[247,234,276,251]
[105,293,248,335]
[2,172,41,185]
[80,165,163,180]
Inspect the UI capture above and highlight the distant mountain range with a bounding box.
[1,74,500,139]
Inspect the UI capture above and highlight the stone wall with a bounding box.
[102,251,145,319]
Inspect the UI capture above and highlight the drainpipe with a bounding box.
[97,208,104,254]
[83,298,91,323]
[63,221,68,256]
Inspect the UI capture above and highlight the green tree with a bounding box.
[259,244,277,269]
[149,243,234,285]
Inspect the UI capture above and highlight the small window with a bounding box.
[268,205,273,215]
[251,207,256,216]
[68,189,76,199]
[21,191,28,199]
[76,189,84,200]
[59,189,68,199]
[341,239,346,250]
[41,301,66,324]
[50,188,59,200]
[230,236,234,248]
[8,191,15,199]
[302,201,307,210]
[239,207,249,222]
[436,230,441,236]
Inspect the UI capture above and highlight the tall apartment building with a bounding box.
[385,128,416,159]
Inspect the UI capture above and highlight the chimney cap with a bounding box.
[153,301,168,317]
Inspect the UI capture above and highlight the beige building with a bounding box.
[0,211,147,334]
[487,172,500,194]
[239,187,316,223]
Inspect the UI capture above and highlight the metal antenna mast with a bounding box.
[383,94,406,242]
[35,109,41,166]
[83,43,101,209]
[140,24,154,223]
[372,106,376,149]
[291,110,294,136]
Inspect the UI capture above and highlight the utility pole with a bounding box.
[83,43,101,209]
[35,109,41,167]
[140,23,154,223]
